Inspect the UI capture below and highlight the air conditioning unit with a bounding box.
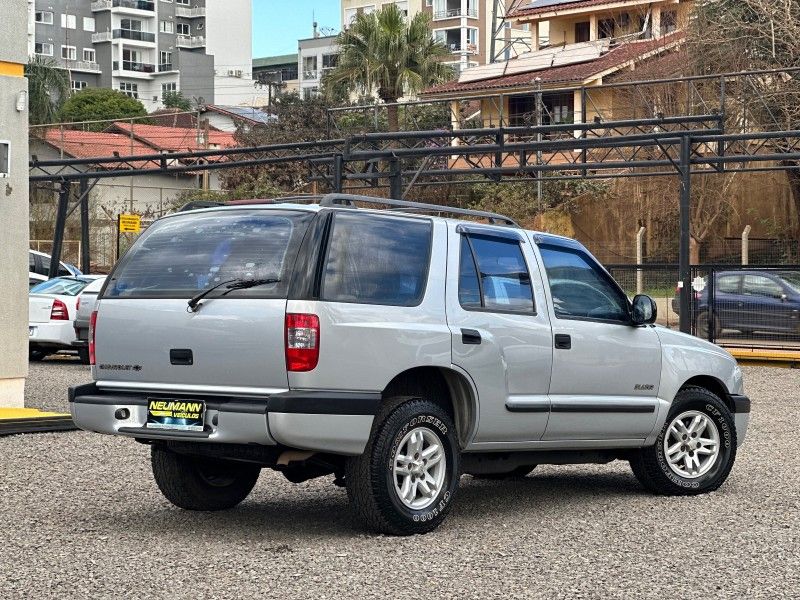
[197,23,204,30]
[227,69,243,78]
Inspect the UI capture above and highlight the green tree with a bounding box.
[326,4,454,131]
[162,90,192,111]
[59,88,147,130]
[25,55,70,125]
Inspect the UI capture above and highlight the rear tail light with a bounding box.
[50,299,69,321]
[285,313,320,372]
[89,310,98,365]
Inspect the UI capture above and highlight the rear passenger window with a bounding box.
[459,234,534,313]
[321,213,432,306]
[717,275,740,294]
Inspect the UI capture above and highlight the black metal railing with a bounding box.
[113,60,155,73]
[113,29,156,42]
[112,0,155,11]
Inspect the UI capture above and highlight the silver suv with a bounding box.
[70,195,750,535]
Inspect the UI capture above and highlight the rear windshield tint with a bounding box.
[29,278,89,297]
[321,212,432,306]
[105,209,313,299]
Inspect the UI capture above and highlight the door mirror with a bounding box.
[631,294,657,325]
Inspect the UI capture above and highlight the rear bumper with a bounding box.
[68,383,379,455]
[29,320,75,349]
[730,393,751,447]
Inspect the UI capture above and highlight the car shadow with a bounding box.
[89,469,647,542]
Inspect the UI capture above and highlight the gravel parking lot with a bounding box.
[1,360,798,599]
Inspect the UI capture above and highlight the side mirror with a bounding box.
[631,294,657,326]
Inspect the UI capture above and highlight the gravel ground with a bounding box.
[1,363,798,599]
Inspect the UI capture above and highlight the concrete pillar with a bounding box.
[0,0,30,408]
[589,14,598,41]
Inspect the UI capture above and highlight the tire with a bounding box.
[696,312,721,340]
[29,349,47,362]
[472,465,537,480]
[77,347,90,365]
[630,386,736,496]
[151,446,260,511]
[345,398,460,536]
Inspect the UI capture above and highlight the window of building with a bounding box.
[176,22,190,36]
[394,1,409,17]
[159,51,173,69]
[35,11,53,24]
[71,80,88,92]
[321,53,338,70]
[660,10,677,35]
[508,94,535,126]
[575,21,590,43]
[539,245,630,322]
[459,233,534,313]
[82,48,96,62]
[61,14,76,29]
[176,0,191,4]
[322,213,432,306]
[598,18,615,39]
[161,82,177,97]
[83,17,95,32]
[119,82,139,99]
[160,20,174,33]
[637,14,652,38]
[61,45,77,61]
[302,55,317,78]
[34,42,54,56]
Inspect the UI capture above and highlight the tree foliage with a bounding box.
[326,4,454,130]
[26,56,70,125]
[59,88,148,130]
[162,90,192,111]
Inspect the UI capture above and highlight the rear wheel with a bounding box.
[696,311,721,340]
[346,398,460,535]
[77,347,90,365]
[630,386,736,495]
[29,348,47,362]
[151,446,260,511]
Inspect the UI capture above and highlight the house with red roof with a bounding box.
[422,0,690,129]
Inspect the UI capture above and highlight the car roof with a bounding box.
[164,201,573,244]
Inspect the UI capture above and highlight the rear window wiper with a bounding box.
[187,278,280,312]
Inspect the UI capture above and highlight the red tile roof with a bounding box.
[38,129,159,168]
[423,34,683,96]
[109,122,237,152]
[510,0,628,19]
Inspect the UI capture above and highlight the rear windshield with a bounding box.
[30,278,89,297]
[105,209,313,299]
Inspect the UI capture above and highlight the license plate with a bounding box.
[146,398,205,432]
[29,326,36,337]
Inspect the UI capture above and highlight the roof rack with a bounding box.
[319,193,520,227]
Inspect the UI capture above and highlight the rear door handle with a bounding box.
[554,334,571,350]
[170,348,194,365]
[461,329,482,345]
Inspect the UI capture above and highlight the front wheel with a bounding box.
[151,446,260,511]
[29,348,48,362]
[630,386,736,495]
[346,399,460,535]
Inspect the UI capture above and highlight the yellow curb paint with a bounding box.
[0,408,69,420]
[726,347,800,368]
[0,61,25,77]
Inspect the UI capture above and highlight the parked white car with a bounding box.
[29,250,81,289]
[29,276,103,361]
[72,277,107,364]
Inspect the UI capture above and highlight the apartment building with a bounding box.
[27,0,254,112]
[423,0,689,127]
[298,33,338,99]
[342,0,529,74]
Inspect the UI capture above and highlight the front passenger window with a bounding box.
[539,245,630,322]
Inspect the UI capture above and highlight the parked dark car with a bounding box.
[672,270,800,338]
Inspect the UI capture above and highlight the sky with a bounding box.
[252,0,341,58]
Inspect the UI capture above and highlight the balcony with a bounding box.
[69,60,101,72]
[176,35,205,48]
[91,31,112,43]
[91,0,155,13]
[158,63,175,72]
[175,6,205,18]
[302,69,318,80]
[433,8,478,20]
[113,60,155,73]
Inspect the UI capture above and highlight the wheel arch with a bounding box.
[381,366,478,449]
[680,375,734,413]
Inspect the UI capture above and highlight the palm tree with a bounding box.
[26,55,70,125]
[326,4,454,131]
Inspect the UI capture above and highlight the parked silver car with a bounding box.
[70,195,750,535]
[72,276,107,364]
